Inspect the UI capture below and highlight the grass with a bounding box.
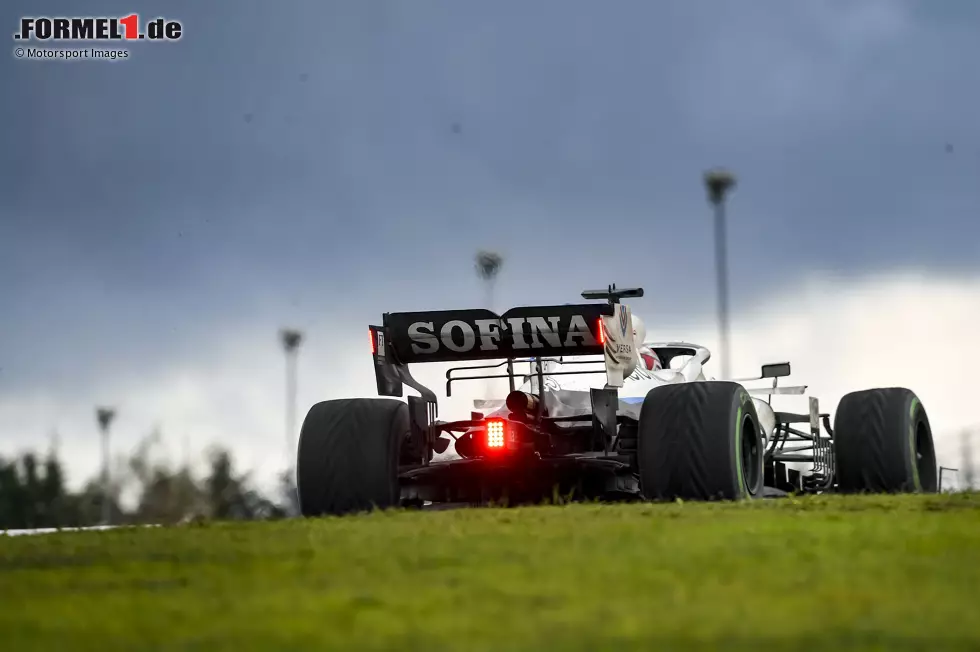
[2,493,980,651]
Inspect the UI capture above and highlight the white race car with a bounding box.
[296,284,939,516]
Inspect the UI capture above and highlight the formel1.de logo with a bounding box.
[14,15,182,41]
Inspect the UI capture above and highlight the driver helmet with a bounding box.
[641,349,662,371]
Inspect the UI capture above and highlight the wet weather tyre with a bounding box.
[296,398,409,516]
[833,388,938,493]
[637,381,764,501]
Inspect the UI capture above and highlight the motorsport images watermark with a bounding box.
[13,15,182,42]
[14,47,130,61]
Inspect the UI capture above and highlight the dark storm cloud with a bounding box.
[1,0,978,393]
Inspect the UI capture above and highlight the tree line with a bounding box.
[0,432,298,530]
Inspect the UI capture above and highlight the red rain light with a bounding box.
[597,318,605,345]
[486,419,506,449]
[370,329,376,354]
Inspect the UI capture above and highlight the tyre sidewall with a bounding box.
[907,396,935,492]
[731,387,763,499]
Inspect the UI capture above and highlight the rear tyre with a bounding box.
[637,381,764,501]
[833,388,938,493]
[296,398,409,516]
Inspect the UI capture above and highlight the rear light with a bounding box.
[486,419,506,449]
[369,327,386,357]
[597,318,606,345]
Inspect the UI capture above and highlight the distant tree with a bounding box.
[72,478,122,526]
[0,449,81,529]
[276,469,301,517]
[0,456,27,529]
[203,447,286,521]
[125,429,205,524]
[38,448,75,527]
[0,439,292,530]
[135,464,203,524]
[21,453,42,527]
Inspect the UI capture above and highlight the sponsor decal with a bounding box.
[407,314,598,355]
[627,366,654,381]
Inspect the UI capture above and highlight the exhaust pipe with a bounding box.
[505,390,542,415]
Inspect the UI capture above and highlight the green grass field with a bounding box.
[2,493,980,651]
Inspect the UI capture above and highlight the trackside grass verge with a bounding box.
[2,493,979,651]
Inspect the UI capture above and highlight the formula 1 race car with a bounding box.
[296,284,938,516]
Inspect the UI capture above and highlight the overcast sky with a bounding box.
[2,0,978,489]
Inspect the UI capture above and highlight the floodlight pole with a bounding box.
[96,407,116,525]
[280,329,304,480]
[704,169,737,381]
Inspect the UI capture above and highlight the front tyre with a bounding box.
[637,381,764,501]
[833,388,938,493]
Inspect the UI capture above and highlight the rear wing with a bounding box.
[384,303,611,364]
[369,285,644,403]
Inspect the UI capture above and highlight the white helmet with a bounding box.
[632,314,647,346]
